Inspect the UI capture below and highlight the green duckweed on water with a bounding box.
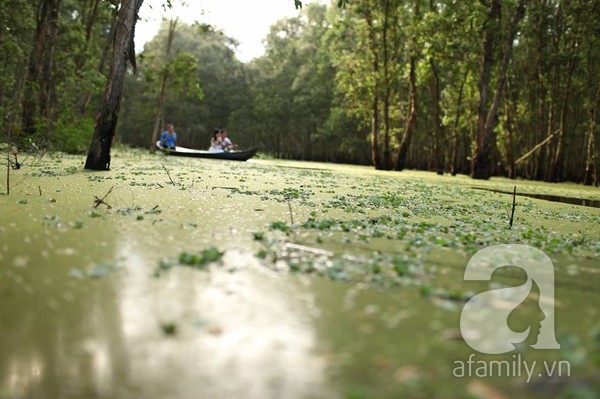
[0,149,599,399]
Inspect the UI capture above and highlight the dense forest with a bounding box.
[1,0,599,183]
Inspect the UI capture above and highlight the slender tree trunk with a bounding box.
[75,0,103,116]
[428,0,444,173]
[371,89,381,169]
[546,38,578,182]
[22,0,61,138]
[504,81,517,179]
[471,0,500,179]
[365,10,382,169]
[430,57,444,173]
[543,4,562,180]
[394,0,419,172]
[84,0,143,170]
[394,54,417,171]
[150,18,178,153]
[451,69,468,176]
[381,0,391,170]
[583,73,600,186]
[77,10,118,116]
[533,0,548,180]
[472,0,526,179]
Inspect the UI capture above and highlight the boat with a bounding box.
[156,141,259,161]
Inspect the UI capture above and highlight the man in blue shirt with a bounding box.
[160,124,177,149]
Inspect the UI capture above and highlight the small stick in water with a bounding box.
[287,197,294,226]
[161,162,176,186]
[38,186,42,196]
[6,156,9,195]
[509,186,517,229]
[94,185,114,208]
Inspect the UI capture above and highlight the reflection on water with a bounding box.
[115,240,331,399]
[0,234,331,399]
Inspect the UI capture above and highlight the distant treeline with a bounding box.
[2,1,599,183]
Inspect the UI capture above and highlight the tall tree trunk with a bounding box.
[546,38,578,182]
[22,0,61,138]
[429,56,444,173]
[75,0,104,116]
[394,54,417,171]
[543,4,562,180]
[428,0,444,173]
[504,80,517,179]
[394,0,419,172]
[365,10,382,169]
[472,0,526,179]
[471,0,500,179]
[371,88,381,169]
[451,69,468,176]
[381,0,391,170]
[533,0,548,180]
[84,0,143,170]
[582,110,597,186]
[583,73,600,186]
[150,17,178,153]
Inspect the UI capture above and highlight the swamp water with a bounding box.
[0,150,599,399]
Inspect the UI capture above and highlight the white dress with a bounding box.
[208,139,224,153]
[208,144,224,153]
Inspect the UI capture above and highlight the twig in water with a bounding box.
[38,186,42,196]
[287,197,294,226]
[283,243,333,257]
[6,156,9,195]
[211,186,237,190]
[509,186,517,229]
[161,162,176,186]
[94,185,114,208]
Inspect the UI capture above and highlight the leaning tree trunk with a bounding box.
[84,0,143,170]
[472,0,526,179]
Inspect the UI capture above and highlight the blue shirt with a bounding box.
[160,131,177,148]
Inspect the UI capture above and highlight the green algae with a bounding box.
[0,150,599,399]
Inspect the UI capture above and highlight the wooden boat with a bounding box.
[156,141,259,161]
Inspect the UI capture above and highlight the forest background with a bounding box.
[1,0,599,183]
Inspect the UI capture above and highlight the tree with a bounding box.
[471,0,526,179]
[21,0,62,138]
[84,0,143,170]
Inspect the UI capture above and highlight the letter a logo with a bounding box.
[460,244,560,354]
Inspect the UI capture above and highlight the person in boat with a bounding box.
[160,123,177,149]
[208,129,224,153]
[220,129,237,152]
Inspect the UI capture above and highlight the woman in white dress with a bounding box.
[208,129,224,153]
